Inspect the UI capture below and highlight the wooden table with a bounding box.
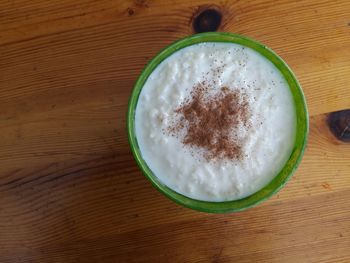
[1,0,350,262]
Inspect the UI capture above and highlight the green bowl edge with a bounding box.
[127,32,309,213]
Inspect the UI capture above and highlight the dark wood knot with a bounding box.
[127,8,135,16]
[328,109,350,142]
[193,8,222,33]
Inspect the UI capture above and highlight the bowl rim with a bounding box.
[127,32,309,213]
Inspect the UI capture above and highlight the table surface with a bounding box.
[1,0,350,262]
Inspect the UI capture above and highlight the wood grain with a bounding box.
[0,0,350,262]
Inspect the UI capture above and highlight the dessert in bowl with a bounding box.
[127,32,308,213]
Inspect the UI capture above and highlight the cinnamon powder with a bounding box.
[168,83,250,161]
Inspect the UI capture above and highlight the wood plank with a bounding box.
[2,189,350,262]
[0,111,349,260]
[1,0,350,115]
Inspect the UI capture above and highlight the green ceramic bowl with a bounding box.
[127,32,308,213]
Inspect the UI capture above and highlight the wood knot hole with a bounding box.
[328,109,350,142]
[193,8,222,33]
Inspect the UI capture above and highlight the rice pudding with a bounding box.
[135,42,296,202]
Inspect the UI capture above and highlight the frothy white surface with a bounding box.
[135,42,296,201]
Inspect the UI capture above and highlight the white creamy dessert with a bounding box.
[135,42,296,202]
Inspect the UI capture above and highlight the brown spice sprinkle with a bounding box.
[168,84,250,161]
